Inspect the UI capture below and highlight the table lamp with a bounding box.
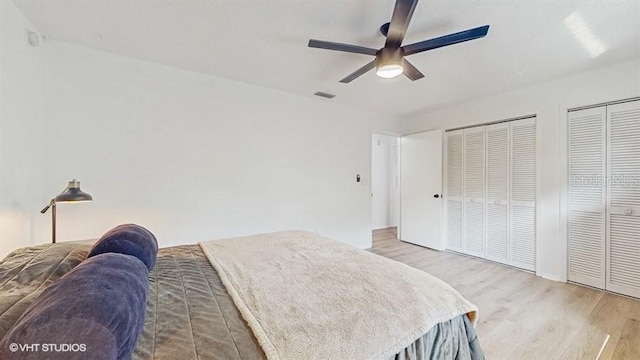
[40,179,93,243]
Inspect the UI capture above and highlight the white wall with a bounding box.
[22,41,401,254]
[0,0,48,258]
[404,58,640,281]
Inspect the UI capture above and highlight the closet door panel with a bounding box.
[510,118,536,271]
[608,100,640,210]
[486,204,508,261]
[447,200,463,250]
[463,127,485,257]
[511,205,535,268]
[464,128,486,199]
[485,123,510,263]
[568,107,606,289]
[511,120,536,204]
[608,215,640,297]
[464,201,485,255]
[569,211,606,282]
[446,131,464,199]
[445,131,464,251]
[606,100,640,297]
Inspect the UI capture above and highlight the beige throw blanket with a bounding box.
[199,231,478,360]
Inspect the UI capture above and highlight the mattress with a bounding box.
[0,243,484,360]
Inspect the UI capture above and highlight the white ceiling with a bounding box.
[12,0,640,118]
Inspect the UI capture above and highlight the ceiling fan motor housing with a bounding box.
[380,22,391,37]
[376,47,404,67]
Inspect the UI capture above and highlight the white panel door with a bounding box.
[568,107,606,288]
[485,123,510,264]
[463,127,485,258]
[606,100,640,297]
[445,130,464,252]
[510,118,536,271]
[400,130,444,250]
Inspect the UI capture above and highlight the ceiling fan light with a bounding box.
[376,63,404,79]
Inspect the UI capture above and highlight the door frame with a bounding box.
[371,132,401,233]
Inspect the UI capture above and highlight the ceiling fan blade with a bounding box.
[385,0,419,48]
[402,25,490,56]
[308,39,378,56]
[402,59,425,81]
[339,60,377,83]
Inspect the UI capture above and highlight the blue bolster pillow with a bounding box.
[88,224,158,271]
[0,253,149,360]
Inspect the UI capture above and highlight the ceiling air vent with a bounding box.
[314,91,335,99]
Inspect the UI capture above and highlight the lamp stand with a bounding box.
[51,200,57,244]
[41,199,57,244]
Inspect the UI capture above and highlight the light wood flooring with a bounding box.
[370,228,640,360]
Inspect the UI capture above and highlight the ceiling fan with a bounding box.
[308,0,490,83]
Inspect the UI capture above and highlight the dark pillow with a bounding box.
[88,224,158,271]
[0,253,149,360]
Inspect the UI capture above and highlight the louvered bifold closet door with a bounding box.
[606,100,640,298]
[463,127,486,258]
[568,107,606,289]
[485,123,510,264]
[510,118,536,271]
[446,131,464,252]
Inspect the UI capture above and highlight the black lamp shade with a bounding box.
[54,179,93,203]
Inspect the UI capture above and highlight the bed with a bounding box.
[0,229,484,360]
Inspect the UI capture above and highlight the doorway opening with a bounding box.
[371,133,400,239]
